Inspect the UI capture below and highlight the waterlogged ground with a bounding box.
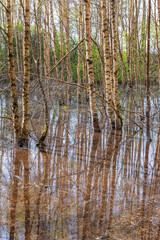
[1,88,160,239]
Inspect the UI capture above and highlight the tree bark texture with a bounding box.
[157,0,160,86]
[84,0,100,131]
[6,0,21,144]
[77,0,82,103]
[22,0,30,146]
[102,0,115,128]
[50,0,59,79]
[111,0,122,129]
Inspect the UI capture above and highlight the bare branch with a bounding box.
[19,0,25,17]
[0,0,8,11]
[90,37,104,71]
[45,76,123,121]
[0,25,7,36]
[0,26,7,43]
[49,38,85,74]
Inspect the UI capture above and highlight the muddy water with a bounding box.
[1,92,160,239]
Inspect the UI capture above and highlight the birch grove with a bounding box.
[0,0,159,145]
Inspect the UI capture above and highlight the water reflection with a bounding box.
[9,150,21,240]
[82,131,100,239]
[0,95,160,239]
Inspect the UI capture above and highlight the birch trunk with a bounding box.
[157,0,160,86]
[6,0,21,144]
[15,25,20,73]
[82,13,88,90]
[102,0,115,128]
[141,0,147,85]
[84,0,100,131]
[146,0,151,140]
[77,0,82,103]
[59,0,65,105]
[60,0,64,82]
[34,2,49,147]
[64,0,72,99]
[146,0,151,90]
[99,0,106,94]
[111,0,122,129]
[44,2,50,97]
[22,0,30,146]
[50,0,59,79]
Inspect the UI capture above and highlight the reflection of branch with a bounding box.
[49,38,85,74]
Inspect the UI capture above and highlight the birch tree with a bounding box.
[157,0,160,86]
[111,0,122,129]
[84,0,100,131]
[21,0,30,146]
[102,0,115,128]
[6,0,21,144]
[64,0,72,99]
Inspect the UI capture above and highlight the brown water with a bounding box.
[1,90,160,239]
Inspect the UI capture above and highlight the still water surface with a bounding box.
[0,91,160,239]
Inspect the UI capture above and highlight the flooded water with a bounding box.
[1,88,160,239]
